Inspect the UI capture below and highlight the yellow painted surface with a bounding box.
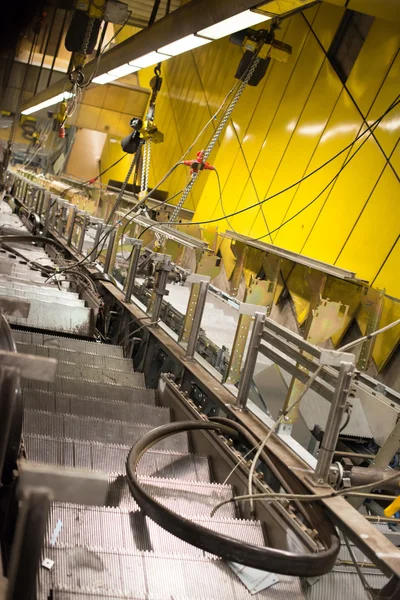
[97,2,400,364]
[372,296,400,370]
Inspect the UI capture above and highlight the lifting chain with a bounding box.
[169,55,261,224]
[141,140,151,193]
[81,16,95,56]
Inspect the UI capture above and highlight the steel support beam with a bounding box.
[21,0,269,113]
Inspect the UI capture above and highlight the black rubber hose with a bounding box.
[126,421,340,577]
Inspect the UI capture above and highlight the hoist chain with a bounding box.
[82,16,95,56]
[141,140,151,193]
[169,55,261,224]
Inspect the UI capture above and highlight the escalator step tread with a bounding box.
[46,504,265,556]
[43,361,142,386]
[39,548,305,600]
[11,329,124,357]
[23,389,168,424]
[104,475,235,517]
[24,434,210,481]
[23,409,188,453]
[22,377,151,400]
[7,299,92,336]
[17,341,133,371]
[23,369,146,391]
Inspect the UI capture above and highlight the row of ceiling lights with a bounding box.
[93,9,271,84]
[22,9,270,114]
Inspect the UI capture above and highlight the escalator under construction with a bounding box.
[0,188,399,600]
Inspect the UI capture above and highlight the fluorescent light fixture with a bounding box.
[198,10,271,40]
[92,73,118,85]
[129,51,171,68]
[108,63,140,77]
[159,34,210,56]
[22,92,73,115]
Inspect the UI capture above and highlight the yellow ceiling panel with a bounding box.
[82,86,108,108]
[103,86,129,113]
[75,104,102,130]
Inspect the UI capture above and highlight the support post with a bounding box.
[124,239,142,302]
[185,279,209,359]
[314,361,355,484]
[224,302,267,385]
[103,227,117,274]
[66,205,77,246]
[42,193,52,236]
[148,255,171,322]
[90,221,104,262]
[179,274,210,345]
[76,213,89,255]
[235,311,266,410]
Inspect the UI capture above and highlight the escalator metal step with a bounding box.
[51,359,140,386]
[0,272,69,290]
[24,435,211,481]
[0,280,79,299]
[0,288,84,307]
[17,342,133,371]
[23,410,188,452]
[7,298,92,335]
[23,376,150,400]
[24,362,145,388]
[46,504,264,556]
[23,389,168,424]
[12,329,124,357]
[105,476,235,517]
[39,548,305,600]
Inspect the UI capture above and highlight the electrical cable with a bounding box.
[210,469,400,517]
[53,160,186,274]
[119,185,187,260]
[43,63,258,269]
[60,154,128,198]
[219,315,400,517]
[246,364,323,516]
[130,96,400,236]
[343,534,376,600]
[214,168,238,235]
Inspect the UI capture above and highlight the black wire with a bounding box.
[54,161,185,273]
[120,185,187,260]
[130,96,400,236]
[60,154,129,198]
[214,168,238,234]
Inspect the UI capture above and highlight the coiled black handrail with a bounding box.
[126,421,340,577]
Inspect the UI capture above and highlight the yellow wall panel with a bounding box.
[390,140,400,177]
[249,58,343,242]
[335,166,400,281]
[98,3,400,311]
[346,18,400,113]
[372,297,400,371]
[279,134,385,262]
[367,52,400,161]
[373,238,400,298]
